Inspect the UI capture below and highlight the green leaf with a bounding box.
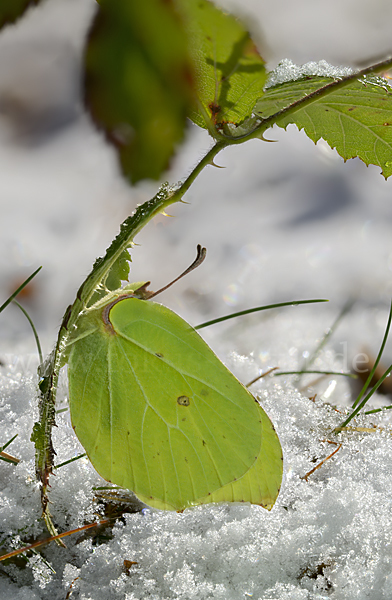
[255,77,331,118]
[175,0,266,134]
[255,75,392,178]
[84,0,194,183]
[102,248,130,291]
[0,0,40,29]
[67,293,282,511]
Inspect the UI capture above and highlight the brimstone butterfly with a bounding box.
[66,247,282,511]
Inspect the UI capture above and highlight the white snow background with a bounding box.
[1,0,392,598]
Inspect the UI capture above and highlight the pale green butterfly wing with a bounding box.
[194,404,282,509]
[69,297,260,510]
[68,295,282,510]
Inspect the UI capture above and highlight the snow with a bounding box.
[3,354,392,599]
[265,59,354,89]
[2,0,392,598]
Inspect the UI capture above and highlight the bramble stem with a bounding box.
[33,139,227,531]
[33,54,392,534]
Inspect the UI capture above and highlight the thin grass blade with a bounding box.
[0,434,19,465]
[297,298,355,381]
[54,453,87,470]
[0,266,42,315]
[351,299,392,409]
[274,370,357,379]
[336,363,392,432]
[13,300,43,364]
[364,404,392,415]
[195,298,328,330]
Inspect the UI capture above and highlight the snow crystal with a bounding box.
[266,58,355,88]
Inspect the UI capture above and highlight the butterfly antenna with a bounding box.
[149,245,206,300]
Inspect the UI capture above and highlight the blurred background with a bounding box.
[1,0,392,368]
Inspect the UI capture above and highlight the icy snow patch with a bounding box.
[2,338,392,598]
[266,58,354,88]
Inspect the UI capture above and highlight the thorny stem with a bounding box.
[34,55,392,537]
[33,140,226,537]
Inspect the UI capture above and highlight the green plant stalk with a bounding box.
[33,55,392,534]
[33,140,226,535]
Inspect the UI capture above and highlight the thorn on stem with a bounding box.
[209,159,225,168]
[260,134,277,142]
